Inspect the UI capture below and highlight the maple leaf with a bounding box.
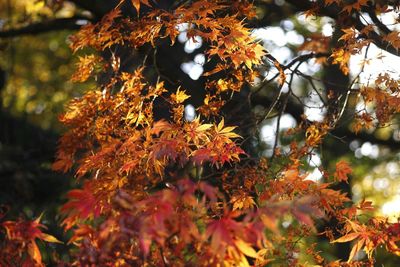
[332,232,360,243]
[52,154,74,173]
[387,222,400,236]
[331,48,350,75]
[231,195,256,211]
[352,113,374,133]
[383,31,400,50]
[334,160,352,183]
[205,216,239,256]
[151,119,172,135]
[214,118,241,139]
[305,124,323,147]
[27,242,42,265]
[183,117,212,145]
[71,55,101,83]
[260,214,278,233]
[352,0,368,11]
[2,216,62,265]
[234,238,258,258]
[195,121,213,132]
[216,79,229,92]
[198,181,220,203]
[357,198,374,211]
[341,3,356,14]
[61,181,102,229]
[291,197,324,228]
[192,148,212,165]
[119,159,140,174]
[2,215,62,244]
[332,225,372,262]
[131,0,152,13]
[133,189,178,255]
[67,224,95,245]
[170,87,190,104]
[203,212,265,265]
[349,239,365,262]
[324,0,341,6]
[339,27,356,42]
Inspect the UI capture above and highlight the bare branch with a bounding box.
[367,7,391,35]
[66,0,119,18]
[0,16,91,38]
[284,0,400,57]
[284,52,330,70]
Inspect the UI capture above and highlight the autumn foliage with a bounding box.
[2,0,400,266]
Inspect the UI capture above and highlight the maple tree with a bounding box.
[2,0,400,266]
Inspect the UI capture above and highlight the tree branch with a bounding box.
[367,7,391,35]
[284,52,330,70]
[0,16,91,38]
[67,0,119,18]
[252,94,400,150]
[284,0,400,57]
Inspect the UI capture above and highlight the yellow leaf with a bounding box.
[244,59,252,69]
[260,214,278,232]
[238,253,251,267]
[132,0,141,12]
[219,126,237,134]
[348,238,365,262]
[305,125,322,146]
[217,118,225,132]
[235,238,258,258]
[196,123,213,132]
[331,48,350,75]
[27,242,42,264]
[332,232,360,243]
[33,213,44,224]
[40,233,63,244]
[217,79,229,91]
[171,87,190,104]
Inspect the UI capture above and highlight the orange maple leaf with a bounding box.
[334,160,352,183]
[130,0,152,13]
[324,0,341,6]
[383,31,400,50]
